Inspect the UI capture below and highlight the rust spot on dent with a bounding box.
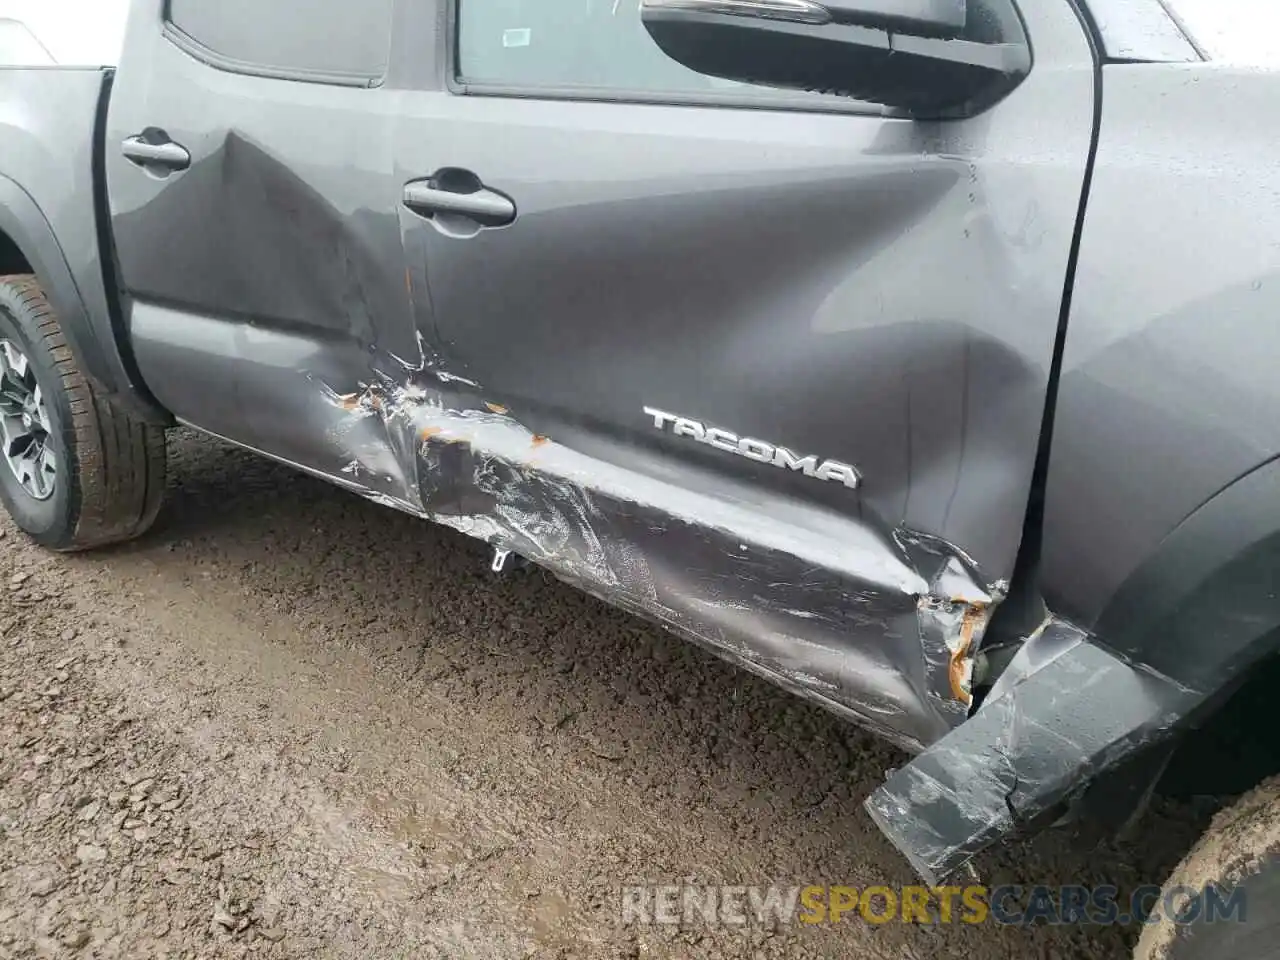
[485,402,509,415]
[419,426,442,441]
[948,604,987,705]
[333,393,361,411]
[531,435,549,448]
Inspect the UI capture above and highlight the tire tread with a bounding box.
[0,274,165,550]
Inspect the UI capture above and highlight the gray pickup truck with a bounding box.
[1,0,1277,952]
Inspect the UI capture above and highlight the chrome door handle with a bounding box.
[122,135,191,172]
[403,178,516,228]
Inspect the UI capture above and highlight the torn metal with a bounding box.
[316,343,1006,753]
[865,617,1204,884]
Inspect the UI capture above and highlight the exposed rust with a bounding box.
[947,605,986,705]
[322,358,1005,742]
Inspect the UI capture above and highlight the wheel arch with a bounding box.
[0,220,32,275]
[1094,454,1280,701]
[1088,455,1280,814]
[0,175,168,424]
[865,458,1280,883]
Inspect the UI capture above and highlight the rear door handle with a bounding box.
[122,133,191,173]
[403,172,516,229]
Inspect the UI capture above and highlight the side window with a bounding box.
[165,0,393,84]
[456,0,774,97]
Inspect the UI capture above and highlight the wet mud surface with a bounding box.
[0,430,1208,958]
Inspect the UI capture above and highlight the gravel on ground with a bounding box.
[0,430,1208,958]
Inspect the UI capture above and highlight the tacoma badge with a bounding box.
[644,407,861,490]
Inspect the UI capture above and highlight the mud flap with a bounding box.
[864,618,1202,884]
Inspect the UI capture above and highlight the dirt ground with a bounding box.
[0,429,1211,959]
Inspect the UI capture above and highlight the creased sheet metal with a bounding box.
[865,618,1201,883]
[318,345,1005,752]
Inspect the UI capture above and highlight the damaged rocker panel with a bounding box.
[306,349,1001,751]
[866,617,1202,884]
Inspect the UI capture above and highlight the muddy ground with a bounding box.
[0,429,1211,958]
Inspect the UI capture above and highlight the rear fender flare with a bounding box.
[0,174,167,423]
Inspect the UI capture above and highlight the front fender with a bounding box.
[866,458,1280,883]
[1095,454,1280,693]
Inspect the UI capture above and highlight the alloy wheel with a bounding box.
[0,340,56,500]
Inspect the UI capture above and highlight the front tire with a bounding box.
[0,275,165,550]
[1136,776,1280,960]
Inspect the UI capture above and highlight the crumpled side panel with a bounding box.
[865,618,1201,883]
[315,344,1005,751]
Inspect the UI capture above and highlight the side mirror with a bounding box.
[640,0,1031,118]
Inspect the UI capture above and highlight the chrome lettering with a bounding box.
[645,407,861,490]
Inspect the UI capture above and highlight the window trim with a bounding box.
[0,18,57,66]
[1078,0,1203,63]
[160,1,387,88]
[444,0,888,117]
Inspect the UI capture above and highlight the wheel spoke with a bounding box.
[2,342,27,379]
[0,384,26,412]
[30,448,52,498]
[32,393,50,433]
[0,340,55,501]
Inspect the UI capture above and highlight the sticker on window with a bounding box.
[502,28,531,48]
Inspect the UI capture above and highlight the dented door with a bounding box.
[107,0,1102,752]
[106,1,414,477]
[377,0,1099,749]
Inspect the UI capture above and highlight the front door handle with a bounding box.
[122,133,191,173]
[403,170,516,229]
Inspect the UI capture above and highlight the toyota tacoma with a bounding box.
[0,0,1276,953]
